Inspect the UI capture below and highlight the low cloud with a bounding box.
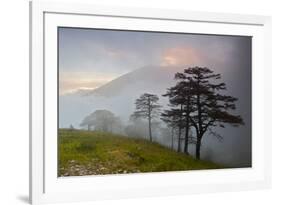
[59,71,117,95]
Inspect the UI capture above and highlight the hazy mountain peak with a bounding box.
[83,65,185,97]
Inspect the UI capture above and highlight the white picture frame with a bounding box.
[30,1,272,204]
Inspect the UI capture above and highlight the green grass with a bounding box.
[58,129,222,176]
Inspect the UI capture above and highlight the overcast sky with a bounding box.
[59,27,250,95]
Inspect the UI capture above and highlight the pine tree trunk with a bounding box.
[148,98,152,142]
[177,104,183,152]
[177,127,181,152]
[196,87,202,160]
[184,126,189,154]
[148,117,152,142]
[184,92,190,154]
[196,136,202,160]
[184,103,190,154]
[171,128,174,149]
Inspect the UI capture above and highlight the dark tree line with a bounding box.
[80,110,122,133]
[162,67,244,159]
[133,66,244,160]
[80,66,244,162]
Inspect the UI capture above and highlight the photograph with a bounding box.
[58,27,252,177]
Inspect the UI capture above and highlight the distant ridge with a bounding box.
[83,65,184,97]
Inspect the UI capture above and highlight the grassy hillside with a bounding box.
[58,129,222,176]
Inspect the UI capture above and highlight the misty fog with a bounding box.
[59,28,252,168]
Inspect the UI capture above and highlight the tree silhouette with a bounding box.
[162,83,186,152]
[69,124,75,131]
[132,93,161,142]
[162,80,194,154]
[80,110,121,133]
[161,108,183,152]
[179,67,244,159]
[80,114,93,131]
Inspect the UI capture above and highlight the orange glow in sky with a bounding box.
[161,47,202,66]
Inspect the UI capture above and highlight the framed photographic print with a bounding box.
[30,1,271,204]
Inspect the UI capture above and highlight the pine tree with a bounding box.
[132,93,161,142]
[163,66,244,159]
[162,82,189,153]
[183,67,244,159]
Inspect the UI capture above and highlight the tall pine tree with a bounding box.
[182,67,244,159]
[163,66,244,159]
[132,93,161,142]
[162,81,192,153]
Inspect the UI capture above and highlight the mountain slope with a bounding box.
[59,64,252,168]
[85,65,183,97]
[59,65,182,128]
[58,129,222,176]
